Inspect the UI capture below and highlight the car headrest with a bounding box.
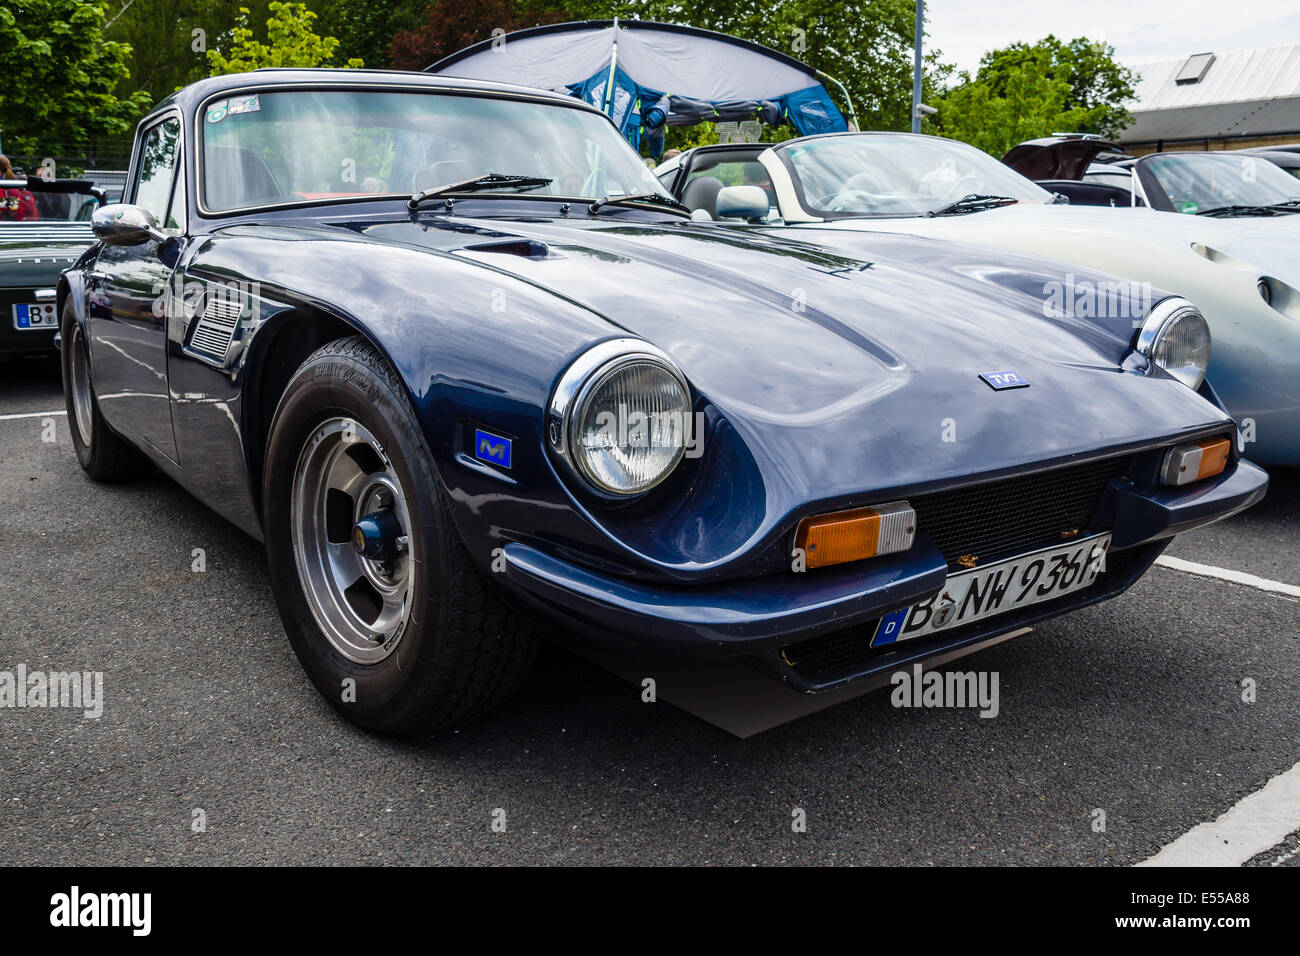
[681,176,725,220]
[206,146,282,210]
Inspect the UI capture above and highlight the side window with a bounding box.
[133,117,183,231]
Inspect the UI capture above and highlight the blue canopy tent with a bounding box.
[426,19,855,157]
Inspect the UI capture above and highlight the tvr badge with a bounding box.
[979,369,1030,391]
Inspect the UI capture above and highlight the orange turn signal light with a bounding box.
[794,501,916,569]
[1161,436,1230,487]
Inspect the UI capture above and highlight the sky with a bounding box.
[927,0,1300,75]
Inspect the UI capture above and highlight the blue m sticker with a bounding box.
[979,369,1030,391]
[474,428,512,469]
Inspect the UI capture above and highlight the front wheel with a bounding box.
[262,336,537,734]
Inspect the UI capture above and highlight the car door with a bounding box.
[86,114,185,463]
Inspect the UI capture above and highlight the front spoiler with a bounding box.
[501,458,1269,659]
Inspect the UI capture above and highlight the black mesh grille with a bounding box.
[912,454,1133,571]
[782,545,1149,685]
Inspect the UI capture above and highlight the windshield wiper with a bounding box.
[925,193,1020,217]
[588,192,690,214]
[1194,202,1300,217]
[408,173,553,210]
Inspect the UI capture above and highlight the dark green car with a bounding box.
[1,178,101,357]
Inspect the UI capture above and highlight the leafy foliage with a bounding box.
[931,36,1135,155]
[0,0,153,155]
[387,0,568,71]
[205,2,363,74]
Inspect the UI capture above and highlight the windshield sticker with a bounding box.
[1179,200,1199,214]
[205,100,228,124]
[228,94,261,116]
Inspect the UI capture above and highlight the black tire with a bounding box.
[262,335,538,734]
[60,299,147,481]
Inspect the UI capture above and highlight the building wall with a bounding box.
[1127,132,1300,156]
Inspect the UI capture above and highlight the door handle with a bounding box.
[87,271,112,283]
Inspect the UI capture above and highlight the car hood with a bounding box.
[807,201,1300,287]
[340,212,1225,501]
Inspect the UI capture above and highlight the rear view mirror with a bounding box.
[715,185,769,222]
[91,204,167,245]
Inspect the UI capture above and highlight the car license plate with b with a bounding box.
[872,534,1111,646]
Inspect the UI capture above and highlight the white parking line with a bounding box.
[1154,555,1300,599]
[1139,761,1300,866]
[0,409,66,421]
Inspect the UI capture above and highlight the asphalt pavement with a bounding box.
[1,356,1296,865]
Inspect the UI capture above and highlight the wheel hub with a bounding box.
[290,418,416,665]
[351,509,403,560]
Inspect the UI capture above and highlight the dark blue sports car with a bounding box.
[59,70,1267,733]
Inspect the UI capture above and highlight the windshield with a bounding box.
[1142,152,1300,212]
[780,134,1051,217]
[200,89,669,213]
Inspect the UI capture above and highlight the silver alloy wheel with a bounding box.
[68,322,94,447]
[290,417,416,664]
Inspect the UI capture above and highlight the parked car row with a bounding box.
[36,69,1277,733]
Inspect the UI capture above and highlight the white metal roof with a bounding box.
[1122,44,1300,143]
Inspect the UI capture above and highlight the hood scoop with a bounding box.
[462,238,550,260]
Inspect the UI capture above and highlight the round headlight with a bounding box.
[549,340,692,496]
[1135,297,1211,391]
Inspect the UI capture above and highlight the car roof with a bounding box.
[149,68,598,120]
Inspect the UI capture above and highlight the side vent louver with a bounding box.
[189,288,244,358]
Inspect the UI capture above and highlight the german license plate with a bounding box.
[12,303,58,330]
[872,533,1111,647]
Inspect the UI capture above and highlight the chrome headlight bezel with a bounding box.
[547,338,692,497]
[1135,297,1211,391]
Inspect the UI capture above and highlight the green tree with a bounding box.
[977,35,1135,129]
[106,1,272,111]
[206,1,364,74]
[932,36,1135,155]
[313,0,429,68]
[0,0,153,155]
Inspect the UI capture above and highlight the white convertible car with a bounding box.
[655,134,1300,465]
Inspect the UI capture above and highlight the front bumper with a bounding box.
[502,457,1268,672]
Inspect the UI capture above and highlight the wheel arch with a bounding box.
[240,303,384,523]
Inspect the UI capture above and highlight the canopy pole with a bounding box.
[602,16,619,115]
[816,69,858,131]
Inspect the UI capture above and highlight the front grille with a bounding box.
[912,454,1133,571]
[781,544,1150,686]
